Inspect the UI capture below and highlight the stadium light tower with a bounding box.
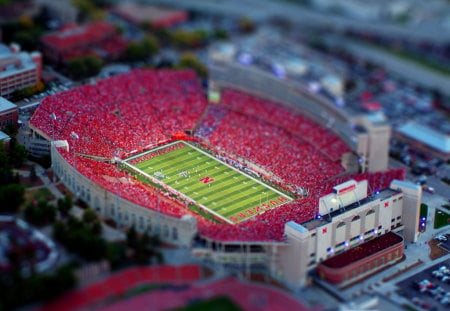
[50,113,57,141]
[70,131,80,197]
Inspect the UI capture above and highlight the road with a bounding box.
[154,0,450,43]
[323,36,450,97]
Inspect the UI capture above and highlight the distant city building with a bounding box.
[113,2,188,28]
[40,22,127,64]
[0,96,18,129]
[0,43,42,98]
[396,121,450,160]
[34,0,78,25]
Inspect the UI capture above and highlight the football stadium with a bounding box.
[29,67,419,287]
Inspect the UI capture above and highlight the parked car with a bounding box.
[434,235,448,242]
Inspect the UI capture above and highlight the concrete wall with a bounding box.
[51,143,197,247]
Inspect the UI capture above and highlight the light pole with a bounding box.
[70,131,79,197]
[50,113,57,141]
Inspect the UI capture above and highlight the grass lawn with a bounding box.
[124,141,292,224]
[434,209,450,229]
[171,296,242,311]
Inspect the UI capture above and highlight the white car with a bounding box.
[435,235,448,242]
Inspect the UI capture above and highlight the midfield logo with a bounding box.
[199,176,215,184]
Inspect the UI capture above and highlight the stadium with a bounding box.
[29,63,420,287]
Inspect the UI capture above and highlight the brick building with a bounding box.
[41,22,127,64]
[0,43,42,98]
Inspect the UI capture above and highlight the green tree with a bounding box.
[126,225,138,248]
[125,36,159,62]
[106,241,126,270]
[0,143,13,185]
[84,55,103,76]
[213,28,229,40]
[177,53,208,78]
[67,57,86,80]
[30,165,37,182]
[82,208,102,234]
[170,29,207,48]
[67,56,103,80]
[57,194,73,217]
[2,123,18,136]
[8,140,28,168]
[25,200,56,226]
[239,17,255,33]
[0,184,25,213]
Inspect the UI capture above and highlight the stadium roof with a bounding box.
[397,121,450,154]
[41,22,117,49]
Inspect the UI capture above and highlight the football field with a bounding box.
[123,141,292,224]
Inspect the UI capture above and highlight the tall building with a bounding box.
[0,43,42,98]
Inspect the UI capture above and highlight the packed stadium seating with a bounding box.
[31,70,206,158]
[218,89,351,161]
[30,70,405,243]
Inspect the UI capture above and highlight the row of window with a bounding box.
[55,161,180,242]
[107,203,178,240]
[342,248,401,281]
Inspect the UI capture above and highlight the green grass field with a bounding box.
[124,141,292,224]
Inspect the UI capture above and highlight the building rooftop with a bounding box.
[0,44,37,78]
[41,22,117,50]
[397,121,450,154]
[301,186,400,230]
[0,97,17,112]
[0,131,9,141]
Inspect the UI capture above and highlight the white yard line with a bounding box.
[124,141,181,161]
[122,148,235,225]
[122,140,293,225]
[183,141,293,201]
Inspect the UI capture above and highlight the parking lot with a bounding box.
[397,258,450,310]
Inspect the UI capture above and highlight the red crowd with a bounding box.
[30,70,406,242]
[30,69,206,158]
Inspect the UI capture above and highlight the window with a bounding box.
[366,210,375,216]
[335,241,345,248]
[337,222,346,228]
[352,215,360,222]
[172,227,178,240]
